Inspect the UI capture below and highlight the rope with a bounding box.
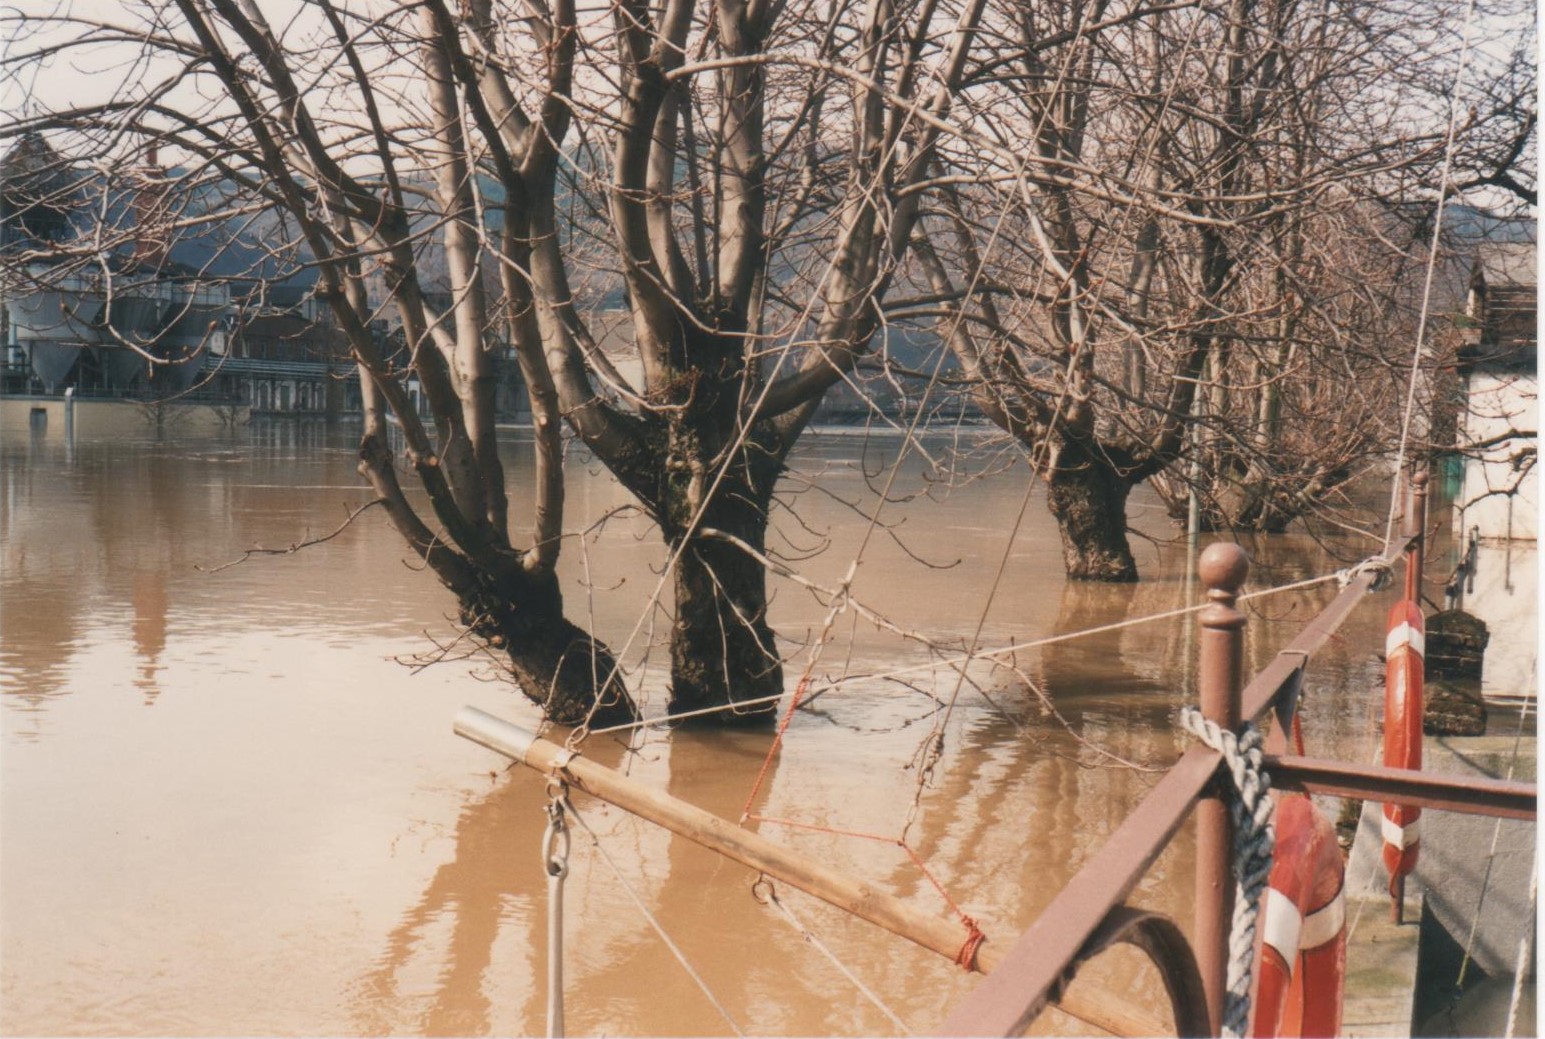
[561,798,746,1037]
[1381,0,1481,552]
[1504,851,1537,1039]
[740,674,812,820]
[1456,665,1535,991]
[740,814,986,969]
[588,565,1367,736]
[1179,707,1276,1039]
[752,876,914,1035]
[1336,556,1394,592]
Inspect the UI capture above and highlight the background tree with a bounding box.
[4,0,1532,733]
[883,0,1535,575]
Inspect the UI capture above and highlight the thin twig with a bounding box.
[196,499,385,573]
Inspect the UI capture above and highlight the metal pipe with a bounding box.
[1395,466,1428,927]
[544,801,569,1038]
[455,707,538,762]
[1265,754,1535,820]
[1193,543,1248,1036]
[453,708,1164,1038]
[1405,468,1428,606]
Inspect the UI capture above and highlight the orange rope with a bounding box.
[747,815,900,844]
[901,842,974,925]
[955,920,986,971]
[739,674,811,821]
[740,667,984,972]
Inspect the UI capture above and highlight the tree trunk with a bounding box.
[670,527,783,723]
[1043,446,1139,582]
[459,571,636,729]
[659,421,783,724]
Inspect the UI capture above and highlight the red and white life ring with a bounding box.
[1250,794,1346,1038]
[1381,600,1424,888]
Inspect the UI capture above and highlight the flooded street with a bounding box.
[3,417,1408,1036]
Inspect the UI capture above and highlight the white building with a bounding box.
[1449,240,1536,705]
[1454,241,1537,542]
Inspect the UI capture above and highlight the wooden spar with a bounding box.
[453,707,1168,1038]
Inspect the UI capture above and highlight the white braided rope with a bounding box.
[1180,707,1276,1039]
[1336,556,1394,592]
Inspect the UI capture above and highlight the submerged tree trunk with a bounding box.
[670,527,783,723]
[1044,446,1139,582]
[468,579,635,729]
[656,401,783,723]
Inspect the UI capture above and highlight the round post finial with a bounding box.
[1199,542,1249,605]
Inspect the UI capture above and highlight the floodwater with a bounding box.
[3,414,1413,1036]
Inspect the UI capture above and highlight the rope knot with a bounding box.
[955,917,986,971]
[1180,706,1276,1039]
[1337,556,1394,592]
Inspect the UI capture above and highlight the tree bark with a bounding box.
[658,413,783,723]
[669,524,783,723]
[458,568,636,728]
[1044,445,1139,582]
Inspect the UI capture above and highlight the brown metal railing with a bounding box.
[937,469,1537,1037]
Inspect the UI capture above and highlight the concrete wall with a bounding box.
[0,396,247,439]
[1454,539,1538,703]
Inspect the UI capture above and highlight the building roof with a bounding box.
[1473,241,1538,289]
[1461,239,1537,375]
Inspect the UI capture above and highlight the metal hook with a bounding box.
[543,794,571,879]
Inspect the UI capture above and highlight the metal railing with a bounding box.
[454,468,1537,1038]
[936,470,1537,1037]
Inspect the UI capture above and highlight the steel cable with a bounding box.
[562,798,746,1037]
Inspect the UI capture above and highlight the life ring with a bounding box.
[1250,794,1346,1038]
[1381,600,1424,888]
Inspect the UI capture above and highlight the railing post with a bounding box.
[1404,467,1429,607]
[1195,542,1249,1036]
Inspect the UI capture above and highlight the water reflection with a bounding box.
[353,733,802,1037]
[352,767,545,1036]
[2,423,1446,1036]
[131,572,168,704]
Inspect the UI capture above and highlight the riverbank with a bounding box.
[1,394,248,439]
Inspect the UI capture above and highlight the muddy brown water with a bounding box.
[2,416,1405,1036]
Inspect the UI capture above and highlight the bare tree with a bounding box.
[3,0,1001,723]
[4,0,1531,737]
[889,0,1535,574]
